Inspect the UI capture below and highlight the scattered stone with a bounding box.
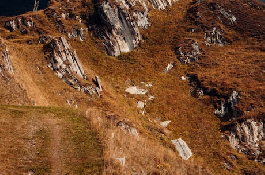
[164,63,174,73]
[219,7,237,25]
[137,101,145,109]
[39,35,52,44]
[68,28,85,41]
[171,138,192,160]
[5,17,35,33]
[181,76,188,80]
[148,95,155,100]
[115,156,126,166]
[145,82,152,87]
[125,86,148,95]
[160,120,171,127]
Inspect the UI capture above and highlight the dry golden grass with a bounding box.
[0,105,103,174]
[0,0,264,174]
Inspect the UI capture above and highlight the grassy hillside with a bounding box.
[0,105,103,174]
[0,0,264,174]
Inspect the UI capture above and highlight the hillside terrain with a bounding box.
[0,0,264,174]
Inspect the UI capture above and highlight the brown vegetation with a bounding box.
[0,0,264,174]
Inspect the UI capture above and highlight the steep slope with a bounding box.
[0,0,264,174]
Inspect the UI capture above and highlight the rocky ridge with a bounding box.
[95,0,179,56]
[44,36,99,95]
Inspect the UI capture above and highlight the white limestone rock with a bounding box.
[44,37,97,95]
[160,120,171,127]
[1,49,13,74]
[164,63,174,73]
[171,138,192,160]
[137,101,145,109]
[204,27,225,46]
[95,0,178,56]
[125,86,148,95]
[148,0,178,10]
[228,119,264,162]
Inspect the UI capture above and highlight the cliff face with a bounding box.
[95,0,178,56]
[96,1,141,56]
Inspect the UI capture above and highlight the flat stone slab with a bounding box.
[125,86,148,95]
[171,138,192,160]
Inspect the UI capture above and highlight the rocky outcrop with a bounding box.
[214,91,240,119]
[96,1,141,56]
[94,0,178,56]
[204,27,225,46]
[0,40,13,75]
[228,119,264,163]
[1,49,13,75]
[68,28,85,41]
[187,74,242,119]
[44,36,98,95]
[149,0,178,10]
[5,17,35,34]
[176,40,201,64]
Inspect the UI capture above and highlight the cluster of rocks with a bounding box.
[44,7,86,42]
[44,36,100,95]
[204,27,225,46]
[68,28,85,41]
[95,0,179,56]
[5,17,35,34]
[228,118,264,163]
[187,75,265,163]
[214,91,241,119]
[218,6,237,25]
[125,81,154,115]
[175,40,201,64]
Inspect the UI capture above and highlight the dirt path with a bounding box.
[45,118,63,175]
